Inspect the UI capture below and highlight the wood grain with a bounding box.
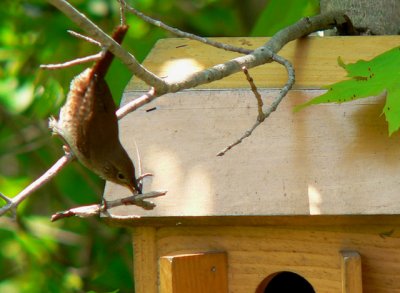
[133,227,158,293]
[127,36,400,90]
[105,89,400,218]
[155,225,400,293]
[160,251,228,293]
[341,251,363,293]
[104,36,400,219]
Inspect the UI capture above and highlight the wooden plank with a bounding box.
[155,225,400,293]
[127,36,400,90]
[104,89,400,217]
[341,251,363,293]
[160,251,228,293]
[133,227,158,293]
[107,215,400,228]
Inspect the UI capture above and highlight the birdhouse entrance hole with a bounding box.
[256,271,315,293]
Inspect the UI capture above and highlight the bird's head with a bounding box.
[101,147,141,194]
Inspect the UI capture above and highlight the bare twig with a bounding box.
[40,52,105,70]
[118,0,127,25]
[125,3,252,55]
[162,12,351,95]
[51,204,103,221]
[0,193,12,214]
[216,121,262,156]
[51,190,167,221]
[46,0,350,97]
[47,0,167,91]
[67,30,101,46]
[0,193,11,204]
[217,53,295,156]
[116,87,157,119]
[242,66,264,121]
[41,30,104,70]
[0,153,74,216]
[106,191,166,210]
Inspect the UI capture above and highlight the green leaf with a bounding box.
[294,46,400,135]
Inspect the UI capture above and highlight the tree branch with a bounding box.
[124,2,252,54]
[165,11,348,93]
[242,66,264,120]
[46,0,349,97]
[46,0,168,91]
[116,88,156,120]
[40,52,105,70]
[67,30,102,46]
[51,190,167,221]
[217,53,295,156]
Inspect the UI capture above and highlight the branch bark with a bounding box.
[46,0,168,91]
[321,0,400,35]
[51,190,167,221]
[124,3,253,54]
[48,0,349,97]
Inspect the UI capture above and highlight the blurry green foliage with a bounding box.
[251,0,319,36]
[0,0,318,292]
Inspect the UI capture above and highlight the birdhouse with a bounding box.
[104,36,400,293]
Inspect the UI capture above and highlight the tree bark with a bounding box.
[320,0,400,35]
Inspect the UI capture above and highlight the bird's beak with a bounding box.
[125,183,137,194]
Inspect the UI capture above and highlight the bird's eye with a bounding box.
[117,172,125,180]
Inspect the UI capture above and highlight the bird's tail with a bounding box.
[92,25,129,79]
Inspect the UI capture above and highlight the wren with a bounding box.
[50,25,141,194]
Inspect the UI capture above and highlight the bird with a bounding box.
[49,25,141,195]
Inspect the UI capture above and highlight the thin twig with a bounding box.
[0,193,12,216]
[242,66,264,121]
[125,4,252,55]
[118,0,127,25]
[47,0,350,97]
[116,87,156,119]
[67,30,101,46]
[40,52,105,70]
[217,53,295,156]
[47,0,167,91]
[51,190,167,221]
[0,193,12,205]
[216,121,262,156]
[106,191,166,209]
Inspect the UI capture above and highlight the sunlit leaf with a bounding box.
[294,46,400,135]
